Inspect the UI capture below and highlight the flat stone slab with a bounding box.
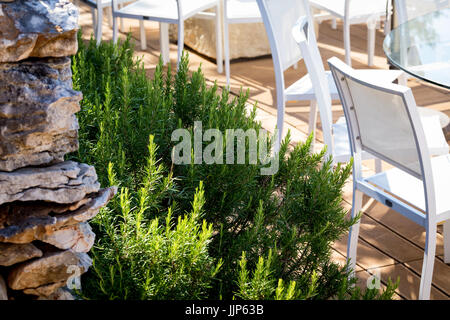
[0,187,116,244]
[0,161,100,206]
[7,248,92,290]
[0,242,42,266]
[0,0,79,62]
[40,222,95,253]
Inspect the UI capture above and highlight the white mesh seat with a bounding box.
[226,0,261,20]
[328,56,450,300]
[285,69,403,101]
[309,0,389,66]
[367,154,450,215]
[116,0,218,20]
[112,0,223,72]
[284,71,339,101]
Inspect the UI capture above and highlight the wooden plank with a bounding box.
[406,258,450,296]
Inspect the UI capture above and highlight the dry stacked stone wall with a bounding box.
[0,0,116,300]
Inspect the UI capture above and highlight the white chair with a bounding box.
[395,0,450,24]
[291,16,449,166]
[112,0,223,72]
[328,56,450,300]
[309,0,389,66]
[76,0,113,45]
[223,0,263,87]
[256,0,403,152]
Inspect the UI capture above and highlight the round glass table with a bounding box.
[383,8,450,90]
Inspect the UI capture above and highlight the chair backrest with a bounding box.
[291,16,334,159]
[328,57,432,179]
[395,0,450,24]
[256,0,308,73]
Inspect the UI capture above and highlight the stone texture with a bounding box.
[0,0,79,62]
[0,242,42,266]
[0,57,81,172]
[7,249,92,290]
[0,0,115,301]
[0,274,7,300]
[0,187,116,244]
[23,281,66,297]
[37,287,74,300]
[170,18,270,60]
[40,222,95,253]
[0,161,100,206]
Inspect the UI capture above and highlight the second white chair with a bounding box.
[309,0,389,66]
[256,0,403,152]
[112,0,223,71]
[328,56,450,300]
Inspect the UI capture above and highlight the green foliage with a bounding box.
[82,136,221,300]
[72,33,397,300]
[235,250,319,300]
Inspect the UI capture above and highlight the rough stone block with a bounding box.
[0,0,79,62]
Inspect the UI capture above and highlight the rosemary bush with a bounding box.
[72,34,397,300]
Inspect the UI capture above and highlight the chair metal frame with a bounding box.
[328,56,450,300]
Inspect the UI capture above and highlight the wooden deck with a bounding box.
[78,5,450,300]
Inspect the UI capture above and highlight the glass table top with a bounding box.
[383,8,450,89]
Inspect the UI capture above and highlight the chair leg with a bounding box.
[419,224,437,300]
[215,4,223,74]
[107,6,113,27]
[224,19,231,88]
[308,100,318,152]
[367,21,376,67]
[140,20,147,50]
[119,3,125,32]
[159,23,170,65]
[444,220,450,264]
[344,20,351,67]
[398,73,408,86]
[177,21,185,70]
[375,158,382,173]
[331,17,337,29]
[91,7,97,36]
[112,15,119,44]
[96,6,103,46]
[347,188,363,278]
[275,96,286,153]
